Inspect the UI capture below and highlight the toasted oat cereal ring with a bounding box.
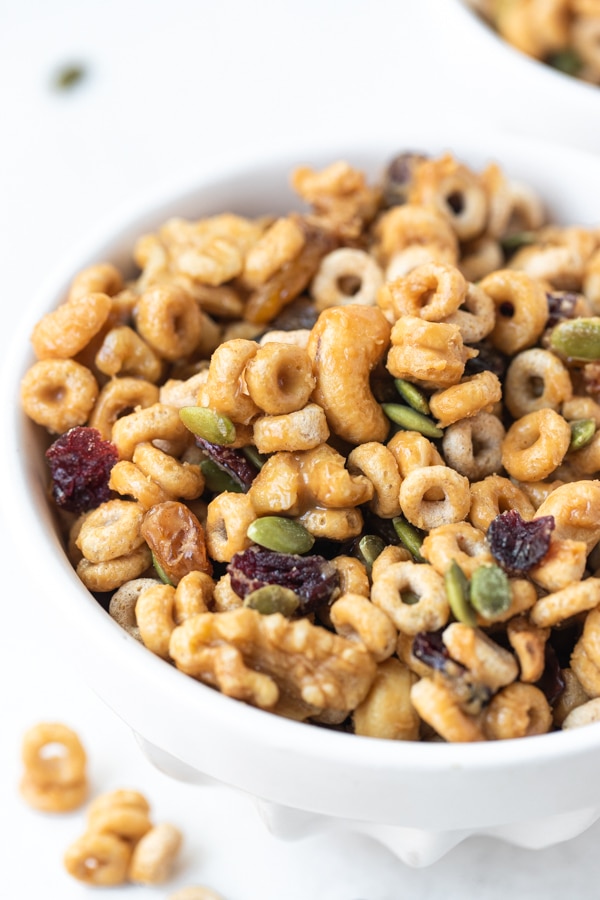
[562,697,600,730]
[245,341,315,415]
[136,582,177,659]
[580,606,600,669]
[19,774,88,813]
[135,285,203,361]
[530,578,600,628]
[133,442,204,500]
[21,722,87,788]
[479,269,548,355]
[408,154,488,242]
[64,832,132,886]
[442,280,496,342]
[399,465,471,530]
[311,247,384,311]
[109,577,159,641]
[503,348,572,419]
[111,402,190,460]
[501,409,571,482]
[469,474,535,532]
[31,291,112,360]
[253,403,330,454]
[429,370,502,428]
[571,639,600,697]
[88,376,160,441]
[87,789,150,817]
[441,412,505,481]
[483,683,552,740]
[347,441,403,519]
[330,592,397,662]
[68,262,124,302]
[128,822,183,885]
[76,499,145,563]
[410,676,484,742]
[109,460,171,509]
[385,262,466,322]
[87,804,153,842]
[535,480,600,551]
[76,545,153,592]
[371,561,450,635]
[20,358,99,434]
[297,507,364,542]
[167,888,225,900]
[421,522,493,578]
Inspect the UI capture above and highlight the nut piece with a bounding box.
[169,607,376,712]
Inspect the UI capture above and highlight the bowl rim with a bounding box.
[448,0,600,98]
[6,125,600,789]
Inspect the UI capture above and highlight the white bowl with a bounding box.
[428,0,600,154]
[6,127,600,868]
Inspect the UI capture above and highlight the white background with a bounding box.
[2,2,600,898]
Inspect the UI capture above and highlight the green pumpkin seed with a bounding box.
[242,445,268,469]
[469,564,511,619]
[548,48,582,76]
[550,318,600,362]
[392,516,425,562]
[500,231,537,253]
[356,534,386,575]
[243,584,300,617]
[393,378,431,415]
[382,403,443,439]
[179,406,236,444]
[200,459,244,493]
[247,516,315,554]
[151,552,173,586]
[569,418,596,451]
[445,559,476,626]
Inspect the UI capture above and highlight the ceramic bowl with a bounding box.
[6,127,600,868]
[429,0,600,154]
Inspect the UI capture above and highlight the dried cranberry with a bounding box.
[381,152,428,207]
[45,426,118,513]
[228,546,339,615]
[546,291,579,329]
[196,437,258,491]
[487,509,555,576]
[464,341,509,380]
[412,630,452,672]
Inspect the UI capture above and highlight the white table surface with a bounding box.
[3,2,600,898]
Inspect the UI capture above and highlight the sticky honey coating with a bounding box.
[20,149,600,743]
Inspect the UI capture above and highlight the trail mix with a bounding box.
[20,149,600,742]
[467,0,600,85]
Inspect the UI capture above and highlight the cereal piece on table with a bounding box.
[64,832,132,886]
[128,822,183,885]
[168,888,226,900]
[20,722,88,813]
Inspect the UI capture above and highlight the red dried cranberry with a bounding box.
[196,437,258,491]
[546,291,579,329]
[228,547,339,615]
[487,509,555,576]
[412,630,453,672]
[45,426,118,513]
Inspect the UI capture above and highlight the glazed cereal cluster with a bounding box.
[20,149,600,742]
[467,0,600,84]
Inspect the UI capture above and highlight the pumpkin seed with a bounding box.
[469,564,511,619]
[242,445,268,469]
[200,459,244,493]
[382,403,443,439]
[356,534,386,575]
[243,584,300,617]
[179,406,236,444]
[151,552,173,586]
[247,516,315,554]
[569,418,596,451]
[550,317,600,362]
[393,378,431,415]
[445,559,476,626]
[392,515,425,562]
